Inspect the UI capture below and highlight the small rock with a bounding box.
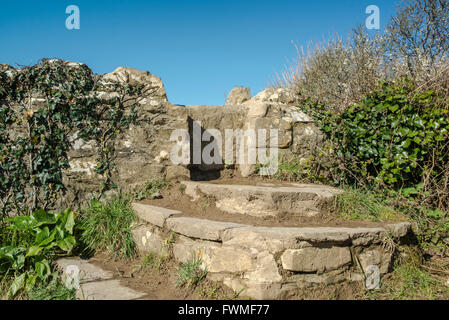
[226,86,251,105]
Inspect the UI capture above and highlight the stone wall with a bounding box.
[132,202,412,299]
[2,62,322,207]
[62,66,322,203]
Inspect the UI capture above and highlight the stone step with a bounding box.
[131,202,413,299]
[132,202,181,227]
[180,181,343,218]
[55,258,147,300]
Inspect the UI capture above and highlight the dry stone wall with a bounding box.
[132,202,412,299]
[3,62,322,208]
[60,66,322,206]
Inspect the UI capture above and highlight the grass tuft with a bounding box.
[334,188,405,222]
[176,256,208,289]
[79,193,137,260]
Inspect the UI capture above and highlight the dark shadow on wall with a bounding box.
[187,116,223,181]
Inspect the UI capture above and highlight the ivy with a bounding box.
[301,78,449,209]
[0,59,156,217]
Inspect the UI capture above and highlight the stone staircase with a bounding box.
[131,181,413,299]
[56,258,147,300]
[180,181,342,218]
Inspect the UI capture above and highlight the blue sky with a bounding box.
[0,0,399,105]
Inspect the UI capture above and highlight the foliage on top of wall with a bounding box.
[301,79,449,210]
[0,59,156,218]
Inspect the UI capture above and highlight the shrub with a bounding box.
[385,0,449,82]
[274,27,385,110]
[0,59,156,217]
[78,194,137,260]
[275,0,449,109]
[302,80,449,209]
[0,209,76,298]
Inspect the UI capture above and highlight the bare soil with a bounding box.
[89,252,372,300]
[89,252,237,300]
[89,251,449,300]
[141,180,404,228]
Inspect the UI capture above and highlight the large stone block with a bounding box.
[55,258,113,284]
[283,269,348,289]
[226,86,251,105]
[172,235,219,268]
[243,251,282,283]
[358,247,393,275]
[131,224,165,255]
[165,217,245,241]
[281,247,352,272]
[78,280,147,300]
[208,246,256,273]
[132,203,181,227]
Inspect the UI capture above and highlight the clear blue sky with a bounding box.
[0,0,399,105]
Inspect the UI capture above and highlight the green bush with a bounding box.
[78,194,137,260]
[0,59,154,217]
[302,79,449,209]
[0,209,76,298]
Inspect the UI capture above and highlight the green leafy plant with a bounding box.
[78,194,137,260]
[176,255,208,289]
[0,208,76,298]
[130,180,170,201]
[302,79,449,210]
[27,274,76,300]
[0,59,156,217]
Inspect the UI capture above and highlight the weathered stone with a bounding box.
[132,203,181,227]
[244,251,282,283]
[385,222,411,238]
[172,235,219,268]
[165,165,190,181]
[281,247,352,272]
[78,280,147,300]
[102,67,167,102]
[226,86,251,105]
[284,269,348,289]
[223,277,282,300]
[56,258,114,284]
[181,181,342,218]
[222,227,311,254]
[116,160,165,187]
[165,217,245,241]
[248,88,297,105]
[208,246,255,273]
[358,248,393,275]
[131,224,165,255]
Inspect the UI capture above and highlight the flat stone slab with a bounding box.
[222,225,390,242]
[281,247,352,272]
[56,258,147,300]
[165,217,246,241]
[181,181,343,217]
[221,223,411,248]
[55,258,114,283]
[132,202,181,227]
[78,280,147,300]
[181,181,342,200]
